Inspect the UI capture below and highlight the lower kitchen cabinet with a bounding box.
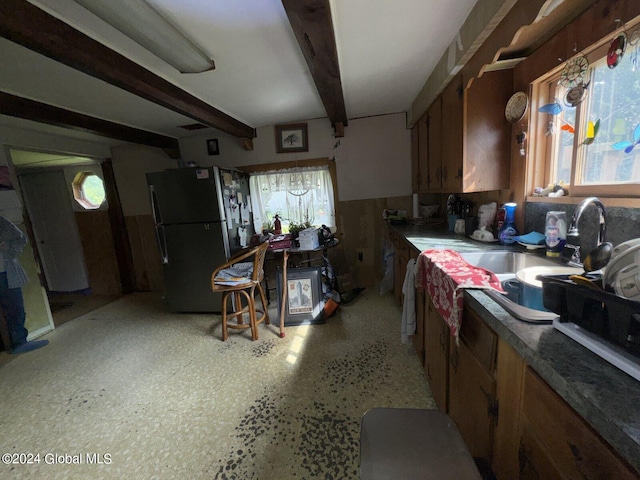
[424,298,449,412]
[417,297,640,479]
[414,287,426,366]
[492,338,526,480]
[448,305,497,461]
[517,367,638,480]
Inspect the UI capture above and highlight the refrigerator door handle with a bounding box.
[155,225,169,264]
[149,185,162,225]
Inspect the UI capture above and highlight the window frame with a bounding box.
[239,157,339,228]
[529,18,640,203]
[71,170,106,210]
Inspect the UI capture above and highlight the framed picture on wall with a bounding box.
[207,138,220,155]
[275,123,308,153]
[276,266,325,326]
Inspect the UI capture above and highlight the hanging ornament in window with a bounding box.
[583,119,600,145]
[538,99,563,115]
[558,55,589,87]
[539,99,562,136]
[563,81,589,107]
[612,123,640,153]
[607,33,627,69]
[630,29,640,72]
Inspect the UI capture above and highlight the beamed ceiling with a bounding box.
[0,0,599,151]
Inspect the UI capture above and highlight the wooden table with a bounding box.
[269,238,339,338]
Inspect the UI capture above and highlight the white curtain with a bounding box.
[249,166,335,232]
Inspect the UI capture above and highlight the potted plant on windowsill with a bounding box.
[288,219,311,247]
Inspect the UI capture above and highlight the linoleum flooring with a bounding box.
[0,289,434,479]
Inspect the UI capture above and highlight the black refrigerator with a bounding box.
[146,166,254,312]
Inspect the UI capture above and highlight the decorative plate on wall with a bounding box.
[607,33,627,69]
[559,56,589,88]
[505,91,528,123]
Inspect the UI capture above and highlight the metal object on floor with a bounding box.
[360,408,482,480]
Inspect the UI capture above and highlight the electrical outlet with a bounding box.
[357,250,364,262]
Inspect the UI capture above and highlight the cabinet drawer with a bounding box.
[460,305,497,373]
[522,367,639,479]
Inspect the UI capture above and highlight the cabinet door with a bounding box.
[424,300,449,412]
[427,97,443,191]
[519,367,639,479]
[441,74,463,192]
[411,123,420,193]
[417,114,429,192]
[463,69,513,192]
[448,336,496,460]
[517,420,564,480]
[414,283,426,365]
[492,338,526,480]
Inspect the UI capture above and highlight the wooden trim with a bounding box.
[521,4,640,202]
[0,91,179,150]
[102,159,135,293]
[0,0,255,139]
[281,0,348,130]
[461,0,548,90]
[527,196,640,208]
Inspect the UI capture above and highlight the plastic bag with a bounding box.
[379,238,395,294]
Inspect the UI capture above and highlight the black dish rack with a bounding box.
[539,274,640,359]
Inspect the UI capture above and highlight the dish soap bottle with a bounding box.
[498,203,518,245]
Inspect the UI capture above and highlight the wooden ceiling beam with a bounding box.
[282,0,348,132]
[0,0,255,139]
[0,91,179,151]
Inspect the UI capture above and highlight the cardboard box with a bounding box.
[298,227,320,250]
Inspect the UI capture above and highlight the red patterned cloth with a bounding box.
[415,249,505,340]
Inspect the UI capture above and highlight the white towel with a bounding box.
[401,258,416,344]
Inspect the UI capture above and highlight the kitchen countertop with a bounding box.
[390,222,640,474]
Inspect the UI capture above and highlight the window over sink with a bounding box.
[533,17,640,198]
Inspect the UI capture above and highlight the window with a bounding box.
[72,171,106,209]
[535,23,640,198]
[249,165,335,232]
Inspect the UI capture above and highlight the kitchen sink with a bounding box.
[460,250,567,323]
[459,250,561,279]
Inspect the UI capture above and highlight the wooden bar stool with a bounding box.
[211,241,270,341]
[360,408,482,479]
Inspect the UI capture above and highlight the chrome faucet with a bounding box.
[565,196,607,263]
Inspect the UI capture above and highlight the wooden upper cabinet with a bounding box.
[441,75,464,192]
[427,96,443,191]
[417,113,429,192]
[462,69,513,192]
[411,71,511,193]
[411,123,420,193]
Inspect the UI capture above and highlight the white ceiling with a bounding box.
[1,0,480,140]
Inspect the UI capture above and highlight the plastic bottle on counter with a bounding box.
[498,203,518,245]
[545,211,566,257]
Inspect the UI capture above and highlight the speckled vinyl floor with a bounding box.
[0,289,434,479]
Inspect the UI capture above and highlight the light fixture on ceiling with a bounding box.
[73,0,215,74]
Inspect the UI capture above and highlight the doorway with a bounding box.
[9,148,123,324]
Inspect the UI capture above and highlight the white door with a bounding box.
[19,170,90,292]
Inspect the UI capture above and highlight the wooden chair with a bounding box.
[211,241,270,341]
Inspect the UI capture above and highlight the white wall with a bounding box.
[178,117,335,169]
[178,113,412,202]
[336,114,411,201]
[0,112,413,217]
